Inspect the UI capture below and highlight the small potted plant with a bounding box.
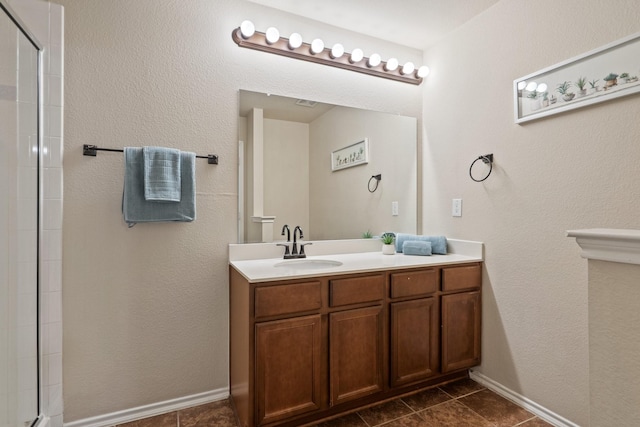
[556,81,575,102]
[362,230,373,239]
[541,91,549,107]
[629,75,639,83]
[603,73,618,89]
[381,232,395,255]
[575,77,587,97]
[527,90,541,110]
[589,79,600,94]
[620,72,629,84]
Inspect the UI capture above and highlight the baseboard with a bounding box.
[62,388,229,427]
[469,370,580,427]
[34,415,49,427]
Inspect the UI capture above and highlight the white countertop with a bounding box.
[230,249,483,283]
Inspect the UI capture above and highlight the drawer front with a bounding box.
[390,269,438,299]
[330,275,384,307]
[442,264,481,292]
[254,281,322,318]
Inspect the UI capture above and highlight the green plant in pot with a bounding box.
[603,73,618,89]
[575,76,587,97]
[381,232,396,255]
[589,78,600,94]
[620,72,629,83]
[556,81,575,102]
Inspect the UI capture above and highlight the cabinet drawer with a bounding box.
[330,275,384,307]
[254,281,322,318]
[390,269,438,298]
[442,264,481,292]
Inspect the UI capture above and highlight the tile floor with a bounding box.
[116,378,554,427]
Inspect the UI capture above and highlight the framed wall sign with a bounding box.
[331,138,369,171]
[514,32,640,123]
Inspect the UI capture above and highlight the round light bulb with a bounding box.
[350,48,364,63]
[417,65,430,78]
[384,58,399,72]
[525,81,537,91]
[537,83,548,92]
[288,32,302,49]
[367,53,381,68]
[517,81,527,91]
[265,27,280,44]
[330,43,344,59]
[240,20,255,39]
[310,38,324,54]
[401,62,415,75]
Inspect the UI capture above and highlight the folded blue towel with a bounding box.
[143,146,181,202]
[395,233,447,254]
[403,240,432,256]
[123,147,196,227]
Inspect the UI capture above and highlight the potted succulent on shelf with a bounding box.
[541,91,550,108]
[527,90,541,110]
[556,81,575,102]
[381,232,396,255]
[603,73,618,89]
[575,77,587,97]
[620,72,630,84]
[589,78,600,94]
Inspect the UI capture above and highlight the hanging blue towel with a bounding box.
[395,233,447,254]
[402,240,432,256]
[143,146,181,202]
[123,147,196,227]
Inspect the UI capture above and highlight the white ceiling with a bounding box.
[246,0,500,50]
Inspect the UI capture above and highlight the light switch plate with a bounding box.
[392,201,399,216]
[452,199,462,217]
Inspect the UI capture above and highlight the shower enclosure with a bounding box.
[0,1,42,426]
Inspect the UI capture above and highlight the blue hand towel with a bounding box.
[143,146,181,202]
[402,240,432,256]
[395,233,447,255]
[123,147,196,227]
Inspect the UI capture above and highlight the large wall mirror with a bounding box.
[238,90,417,243]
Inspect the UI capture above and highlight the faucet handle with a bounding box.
[299,242,313,258]
[276,243,291,257]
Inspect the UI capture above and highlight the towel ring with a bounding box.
[469,154,493,182]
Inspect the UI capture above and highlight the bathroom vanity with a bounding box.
[229,240,483,427]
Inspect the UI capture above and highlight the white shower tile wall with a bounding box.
[7,1,65,426]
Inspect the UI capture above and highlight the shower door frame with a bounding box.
[0,1,45,426]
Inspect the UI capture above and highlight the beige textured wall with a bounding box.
[422,0,640,424]
[56,0,422,421]
[309,106,417,240]
[589,260,640,426]
[263,119,310,240]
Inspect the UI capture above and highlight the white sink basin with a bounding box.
[274,259,343,270]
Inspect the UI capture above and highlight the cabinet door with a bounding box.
[255,315,323,425]
[390,298,439,387]
[329,306,384,406]
[441,291,481,373]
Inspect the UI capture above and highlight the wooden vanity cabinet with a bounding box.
[229,262,482,427]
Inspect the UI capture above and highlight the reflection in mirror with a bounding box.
[238,90,417,243]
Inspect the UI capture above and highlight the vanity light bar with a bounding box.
[232,22,429,86]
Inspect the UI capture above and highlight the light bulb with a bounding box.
[330,43,344,59]
[265,27,280,44]
[417,66,430,78]
[525,81,537,91]
[537,83,548,92]
[240,20,255,39]
[401,62,415,75]
[384,58,399,72]
[288,32,302,49]
[310,38,324,54]
[517,81,527,91]
[368,53,381,68]
[350,48,364,63]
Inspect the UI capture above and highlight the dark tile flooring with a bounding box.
[117,378,553,427]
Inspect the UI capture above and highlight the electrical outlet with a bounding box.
[452,199,462,217]
[391,201,399,216]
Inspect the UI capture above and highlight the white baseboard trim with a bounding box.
[62,388,229,427]
[34,415,50,427]
[469,370,580,427]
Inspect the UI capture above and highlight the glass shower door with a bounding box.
[0,2,41,426]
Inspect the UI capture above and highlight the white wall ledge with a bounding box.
[567,228,640,265]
